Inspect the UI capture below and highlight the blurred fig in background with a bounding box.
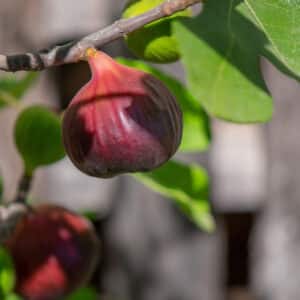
[4,204,100,300]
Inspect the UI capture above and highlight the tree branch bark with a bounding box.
[0,0,201,72]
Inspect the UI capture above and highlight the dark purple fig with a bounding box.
[62,49,182,178]
[4,204,100,300]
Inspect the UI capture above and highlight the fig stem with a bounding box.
[0,0,202,72]
[0,202,29,243]
[15,172,33,204]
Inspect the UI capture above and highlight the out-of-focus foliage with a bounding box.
[0,247,15,298]
[82,211,99,222]
[66,287,98,300]
[0,73,38,109]
[14,105,65,175]
[245,0,300,76]
[134,160,214,231]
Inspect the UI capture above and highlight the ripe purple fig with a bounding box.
[4,204,100,300]
[62,49,182,178]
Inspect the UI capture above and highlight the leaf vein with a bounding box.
[244,0,293,72]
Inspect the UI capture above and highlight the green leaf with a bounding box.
[117,57,211,152]
[245,0,300,77]
[133,160,215,231]
[0,73,38,109]
[0,247,15,297]
[123,0,190,23]
[14,105,65,174]
[124,22,181,63]
[82,211,99,222]
[123,0,191,63]
[173,0,273,123]
[66,287,98,300]
[5,293,23,300]
[236,2,300,81]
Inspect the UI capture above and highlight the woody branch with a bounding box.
[0,0,201,72]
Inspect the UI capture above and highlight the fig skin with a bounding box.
[4,204,100,300]
[62,50,182,178]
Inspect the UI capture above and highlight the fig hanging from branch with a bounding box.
[62,49,182,178]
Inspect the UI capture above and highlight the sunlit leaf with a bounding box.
[5,293,23,300]
[66,287,98,300]
[173,0,273,123]
[0,73,38,109]
[133,160,215,231]
[245,0,300,76]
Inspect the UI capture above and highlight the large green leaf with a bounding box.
[236,2,300,81]
[14,105,65,175]
[0,73,38,109]
[245,0,300,76]
[133,160,215,231]
[117,57,211,152]
[173,0,274,123]
[0,247,15,297]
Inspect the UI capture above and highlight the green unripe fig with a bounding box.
[123,0,190,63]
[14,105,65,175]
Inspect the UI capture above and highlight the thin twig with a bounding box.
[15,172,33,203]
[0,172,32,242]
[0,0,201,72]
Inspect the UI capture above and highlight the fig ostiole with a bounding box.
[62,49,182,178]
[4,204,100,300]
